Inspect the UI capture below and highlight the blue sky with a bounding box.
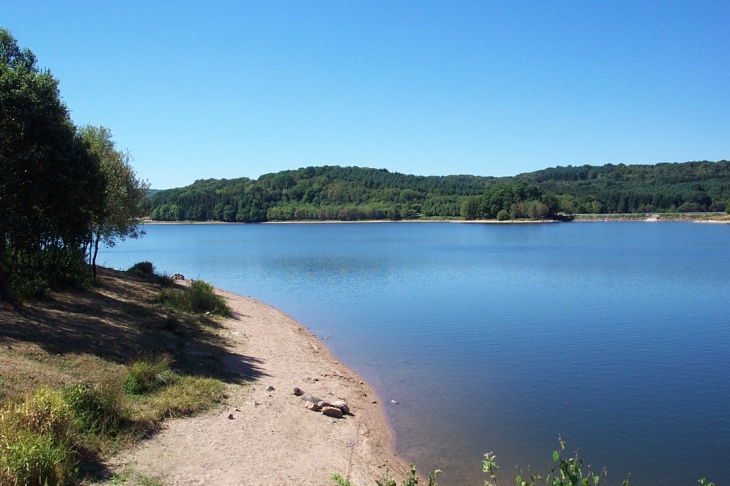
[2,1,729,189]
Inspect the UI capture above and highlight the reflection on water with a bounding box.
[101,222,730,485]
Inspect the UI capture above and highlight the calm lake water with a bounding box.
[100,222,730,485]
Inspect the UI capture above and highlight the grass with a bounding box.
[156,279,232,317]
[124,354,176,395]
[0,263,256,484]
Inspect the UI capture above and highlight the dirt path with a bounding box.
[110,288,408,486]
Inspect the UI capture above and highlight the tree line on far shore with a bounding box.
[148,160,730,223]
[1,28,147,302]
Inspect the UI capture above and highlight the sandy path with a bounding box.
[111,288,408,486]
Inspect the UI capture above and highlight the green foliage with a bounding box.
[483,451,499,486]
[128,261,155,277]
[148,161,730,223]
[485,439,619,486]
[124,354,176,395]
[332,463,440,486]
[0,374,224,485]
[1,27,105,302]
[61,382,125,434]
[79,125,149,277]
[158,280,232,316]
[0,389,78,485]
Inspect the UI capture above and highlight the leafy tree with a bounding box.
[79,125,149,278]
[0,27,102,301]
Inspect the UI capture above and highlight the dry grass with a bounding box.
[0,267,264,483]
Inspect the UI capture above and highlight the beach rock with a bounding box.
[321,406,344,418]
[300,393,322,404]
[305,401,320,412]
[292,387,303,396]
[316,400,328,409]
[265,386,275,391]
[227,413,234,419]
[332,400,350,414]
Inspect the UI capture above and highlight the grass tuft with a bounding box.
[61,382,126,435]
[124,354,176,395]
[0,389,78,486]
[158,280,231,317]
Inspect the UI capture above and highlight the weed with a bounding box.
[143,376,226,420]
[157,280,231,317]
[61,382,126,434]
[0,389,78,486]
[124,354,176,395]
[331,463,440,486]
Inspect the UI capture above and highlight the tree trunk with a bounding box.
[92,232,101,279]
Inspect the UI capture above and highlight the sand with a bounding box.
[110,288,409,486]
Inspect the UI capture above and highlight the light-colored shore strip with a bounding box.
[111,288,409,486]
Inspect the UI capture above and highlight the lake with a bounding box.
[99,222,730,485]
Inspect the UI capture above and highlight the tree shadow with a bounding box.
[0,267,267,386]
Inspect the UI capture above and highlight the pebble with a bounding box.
[292,387,304,396]
[390,399,398,404]
[265,385,275,391]
[227,413,234,420]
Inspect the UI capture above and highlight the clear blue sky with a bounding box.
[3,1,729,189]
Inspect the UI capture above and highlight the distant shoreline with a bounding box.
[140,214,730,225]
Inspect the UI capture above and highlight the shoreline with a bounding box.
[112,286,410,485]
[140,214,730,225]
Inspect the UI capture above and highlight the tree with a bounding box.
[79,125,149,278]
[1,28,102,302]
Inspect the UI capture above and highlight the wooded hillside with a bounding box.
[149,161,730,222]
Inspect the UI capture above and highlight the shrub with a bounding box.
[0,389,78,486]
[158,280,231,316]
[128,261,155,277]
[124,354,176,395]
[61,382,125,435]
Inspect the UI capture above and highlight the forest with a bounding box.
[149,161,730,223]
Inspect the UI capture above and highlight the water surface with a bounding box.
[100,222,730,485]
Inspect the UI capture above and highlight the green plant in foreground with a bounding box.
[0,389,78,486]
[340,437,715,486]
[519,440,610,486]
[61,382,126,434]
[331,463,440,486]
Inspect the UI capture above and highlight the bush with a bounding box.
[61,382,125,435]
[124,354,176,395]
[128,261,155,277]
[497,209,510,221]
[0,389,78,486]
[158,280,231,316]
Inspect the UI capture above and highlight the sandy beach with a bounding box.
[110,287,409,485]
